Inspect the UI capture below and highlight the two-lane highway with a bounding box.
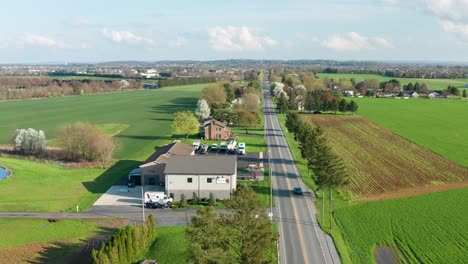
[263,77,340,264]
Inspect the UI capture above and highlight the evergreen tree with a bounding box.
[192,192,199,205]
[338,99,348,113]
[463,89,467,98]
[347,100,358,115]
[179,193,188,208]
[208,192,216,206]
[277,93,288,113]
[285,111,300,139]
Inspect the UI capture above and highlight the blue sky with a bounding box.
[0,0,467,63]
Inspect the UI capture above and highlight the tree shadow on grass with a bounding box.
[28,226,118,264]
[149,97,198,114]
[82,160,142,194]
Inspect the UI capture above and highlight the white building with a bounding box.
[164,155,237,200]
[141,69,159,78]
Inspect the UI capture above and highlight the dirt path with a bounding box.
[358,181,468,203]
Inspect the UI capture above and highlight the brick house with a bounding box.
[201,119,231,140]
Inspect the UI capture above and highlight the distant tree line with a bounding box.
[91,215,155,264]
[157,77,216,88]
[285,112,349,228]
[0,78,142,101]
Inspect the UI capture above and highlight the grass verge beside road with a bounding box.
[144,226,187,264]
[0,219,98,249]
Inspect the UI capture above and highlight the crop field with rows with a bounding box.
[305,114,468,197]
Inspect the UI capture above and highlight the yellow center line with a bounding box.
[269,112,310,264]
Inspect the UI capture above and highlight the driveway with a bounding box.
[92,185,164,206]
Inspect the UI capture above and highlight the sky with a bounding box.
[0,0,467,63]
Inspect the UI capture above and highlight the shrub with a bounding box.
[191,192,199,205]
[208,192,216,207]
[58,122,114,164]
[11,128,47,156]
[179,194,187,208]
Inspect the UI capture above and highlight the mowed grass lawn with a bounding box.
[0,84,208,211]
[355,98,468,167]
[316,73,468,91]
[0,218,98,249]
[334,187,468,264]
[305,115,468,196]
[144,226,187,264]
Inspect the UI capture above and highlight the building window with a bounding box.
[207,178,212,183]
[187,177,192,183]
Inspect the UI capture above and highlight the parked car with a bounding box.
[220,141,227,152]
[293,187,303,195]
[237,142,246,155]
[192,140,201,150]
[199,144,209,154]
[210,143,218,151]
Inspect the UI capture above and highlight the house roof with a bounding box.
[165,156,237,175]
[140,142,194,168]
[203,119,226,128]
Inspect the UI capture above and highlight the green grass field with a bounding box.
[144,226,187,264]
[334,187,468,263]
[0,84,207,161]
[316,73,468,91]
[0,84,208,211]
[0,218,98,249]
[355,98,468,166]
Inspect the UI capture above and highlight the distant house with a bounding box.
[464,83,468,88]
[343,90,354,97]
[201,119,231,140]
[137,142,194,186]
[410,91,419,97]
[428,92,444,99]
[165,155,237,200]
[141,69,159,78]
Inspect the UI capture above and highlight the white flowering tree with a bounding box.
[12,128,47,155]
[272,82,286,98]
[195,99,211,120]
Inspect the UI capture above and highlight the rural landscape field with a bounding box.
[305,114,468,197]
[355,98,468,167]
[0,84,207,212]
[334,188,468,263]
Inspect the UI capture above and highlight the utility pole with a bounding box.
[141,184,145,223]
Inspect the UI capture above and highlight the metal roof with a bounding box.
[165,155,237,175]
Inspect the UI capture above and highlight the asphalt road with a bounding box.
[264,77,341,264]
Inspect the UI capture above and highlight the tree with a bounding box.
[463,89,467,98]
[59,123,114,163]
[285,111,300,139]
[236,110,258,134]
[179,194,187,208]
[208,192,216,207]
[191,192,199,205]
[338,99,348,113]
[195,99,211,120]
[171,111,199,138]
[186,206,232,264]
[277,93,288,113]
[347,100,358,114]
[212,108,238,124]
[12,128,47,156]
[201,84,227,105]
[221,185,276,263]
[223,83,234,102]
[243,93,260,112]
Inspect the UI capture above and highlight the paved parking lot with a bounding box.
[93,185,164,206]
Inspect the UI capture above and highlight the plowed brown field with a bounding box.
[305,115,468,197]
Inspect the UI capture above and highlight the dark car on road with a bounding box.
[293,187,303,195]
[199,144,209,154]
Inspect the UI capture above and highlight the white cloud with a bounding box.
[439,20,468,38]
[424,0,468,21]
[101,28,153,45]
[168,37,187,48]
[372,37,395,48]
[18,33,69,48]
[208,26,277,51]
[321,32,393,51]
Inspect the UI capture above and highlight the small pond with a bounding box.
[0,166,10,180]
